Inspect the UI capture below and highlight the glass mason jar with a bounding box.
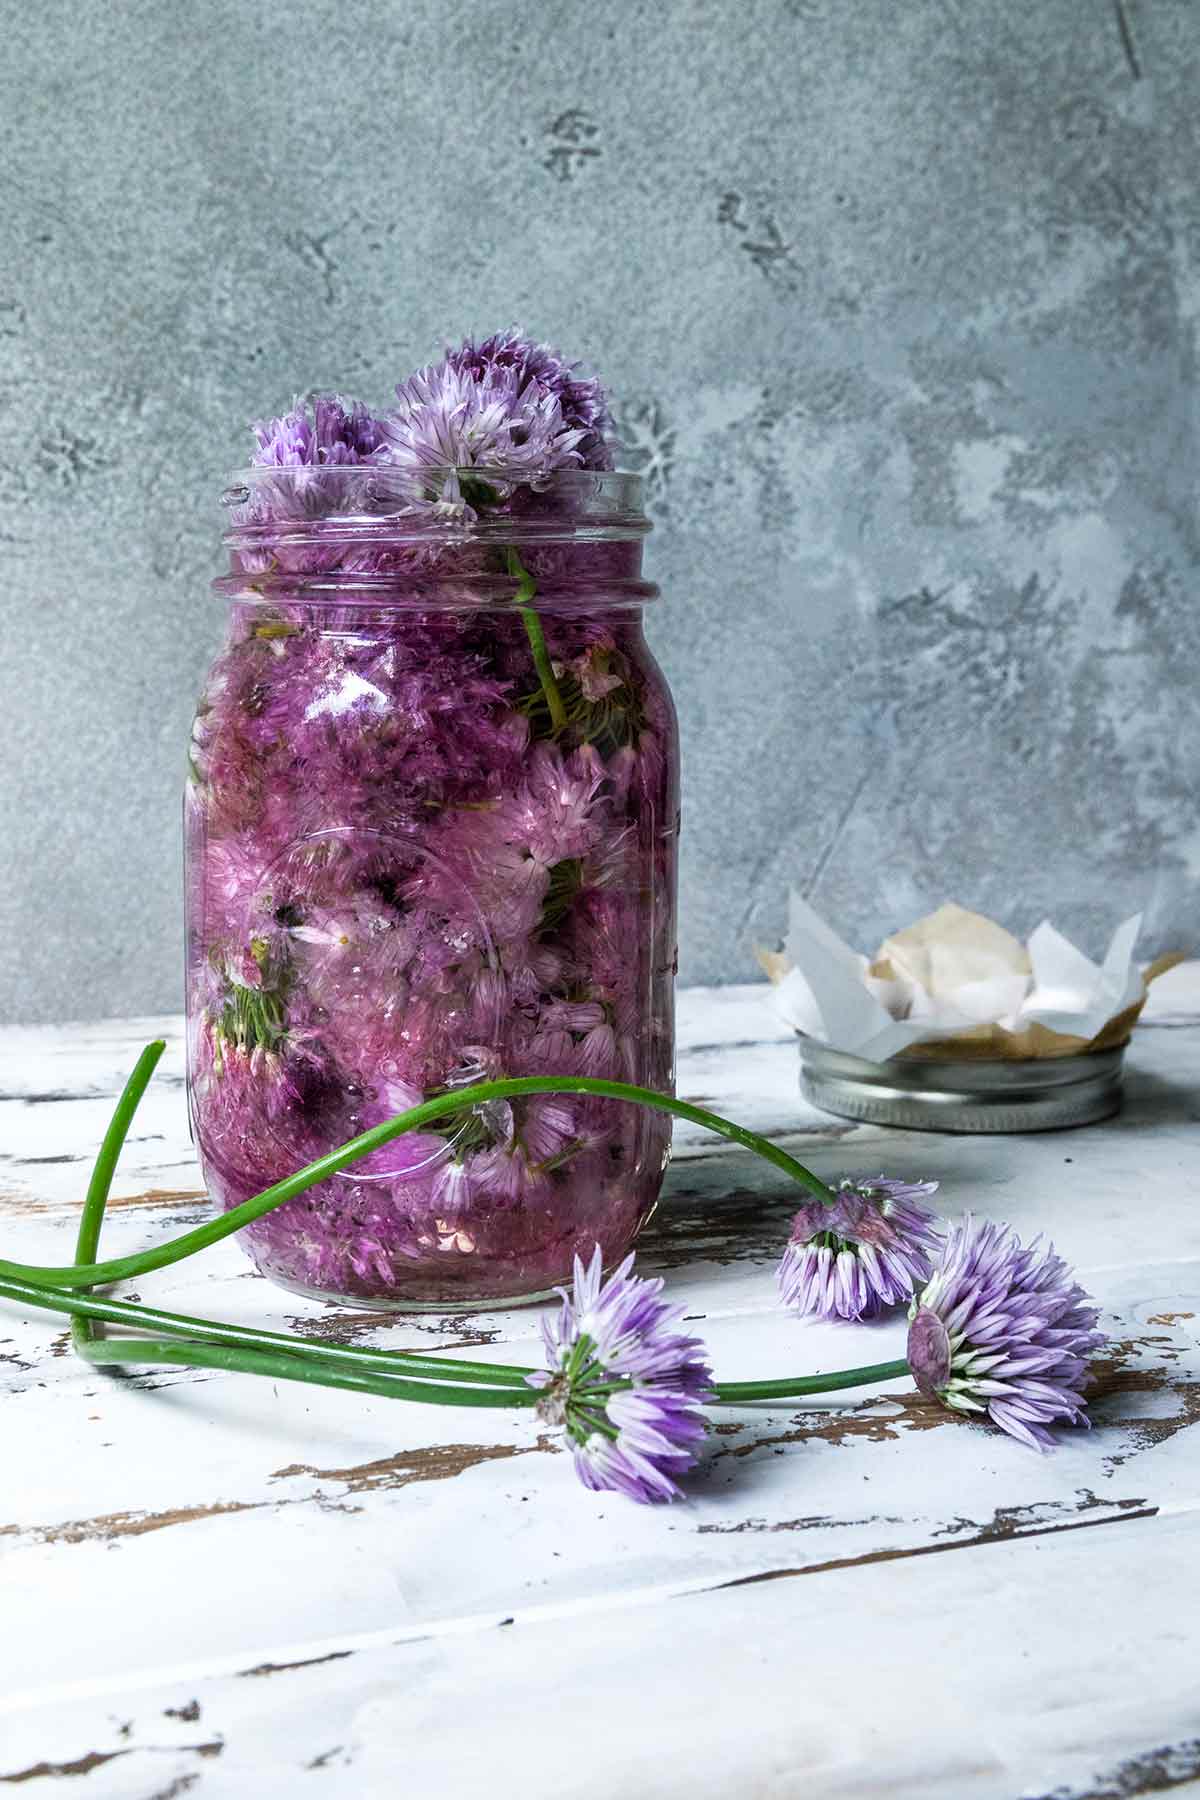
[185,465,678,1308]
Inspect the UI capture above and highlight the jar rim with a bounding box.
[220,464,652,556]
[223,463,642,485]
[222,463,645,516]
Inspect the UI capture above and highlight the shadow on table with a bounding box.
[1119,1060,1200,1127]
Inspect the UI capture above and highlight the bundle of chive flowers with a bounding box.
[190,329,678,1307]
[0,1043,1110,1507]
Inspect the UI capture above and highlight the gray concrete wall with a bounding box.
[1,0,1196,1023]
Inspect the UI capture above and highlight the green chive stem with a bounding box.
[77,1333,539,1408]
[70,1039,165,1355]
[710,1359,911,1404]
[0,1045,911,1417]
[4,1273,536,1388]
[3,1270,911,1410]
[1,1067,836,1294]
[509,547,568,732]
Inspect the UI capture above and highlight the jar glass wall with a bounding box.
[185,467,678,1308]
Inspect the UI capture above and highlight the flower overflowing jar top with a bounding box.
[217,330,654,607]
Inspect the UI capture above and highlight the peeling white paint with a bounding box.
[1,988,1199,1792]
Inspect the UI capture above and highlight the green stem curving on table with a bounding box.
[0,1043,912,1412]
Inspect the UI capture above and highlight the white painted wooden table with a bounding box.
[2,977,1200,1800]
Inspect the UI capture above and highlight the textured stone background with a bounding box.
[1,0,1197,1023]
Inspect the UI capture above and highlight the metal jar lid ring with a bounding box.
[796,1036,1125,1134]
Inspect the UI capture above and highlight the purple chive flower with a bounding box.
[777,1177,942,1322]
[529,1245,713,1503]
[380,360,588,505]
[441,328,615,469]
[378,329,615,510]
[907,1215,1107,1451]
[251,393,387,466]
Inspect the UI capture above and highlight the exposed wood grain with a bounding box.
[0,1499,260,1546]
[239,1653,353,1680]
[270,1434,560,1493]
[0,1741,222,1785]
[711,1499,1160,1586]
[1,1188,207,1218]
